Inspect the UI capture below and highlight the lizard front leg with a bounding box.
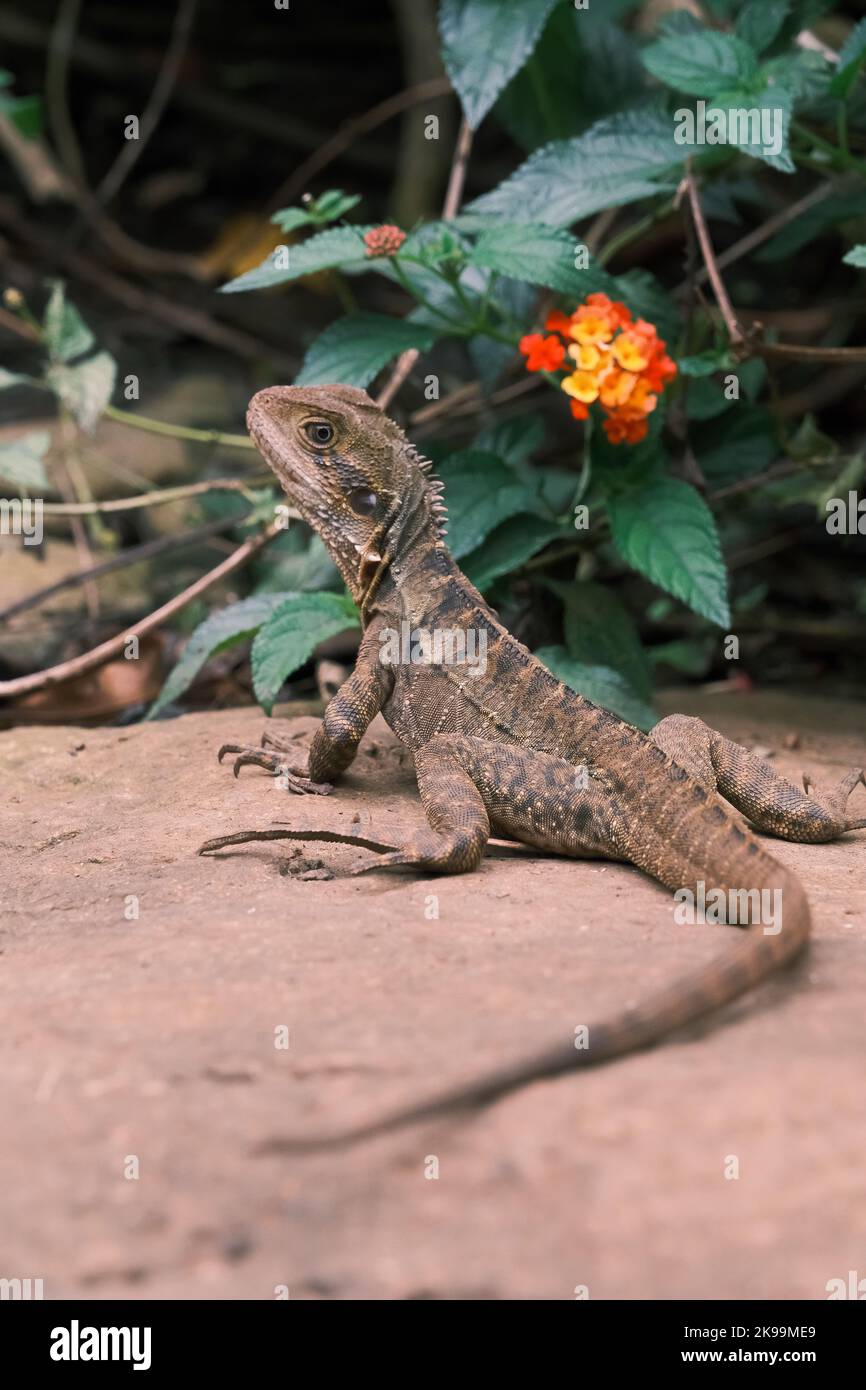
[218,618,393,795]
[650,714,865,842]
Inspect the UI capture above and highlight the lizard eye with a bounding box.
[348,487,378,516]
[304,420,334,447]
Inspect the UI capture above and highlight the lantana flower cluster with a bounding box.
[364,224,406,257]
[519,293,677,444]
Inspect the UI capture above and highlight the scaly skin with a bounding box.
[200,385,865,1147]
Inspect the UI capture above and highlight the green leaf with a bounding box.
[535,646,656,730]
[470,222,612,295]
[678,349,735,377]
[474,414,545,471]
[0,90,41,137]
[648,637,713,678]
[309,189,362,222]
[149,595,291,718]
[436,450,540,558]
[439,0,560,129]
[272,189,361,232]
[829,18,866,99]
[294,313,439,389]
[693,405,776,486]
[762,47,832,104]
[220,225,373,293]
[495,12,646,150]
[642,29,758,97]
[46,351,116,432]
[547,579,652,699]
[735,0,791,55]
[251,592,359,714]
[253,533,341,595]
[608,476,730,627]
[463,515,565,590]
[684,371,747,422]
[42,281,95,362]
[270,207,316,234]
[0,430,50,490]
[467,109,683,226]
[710,84,794,173]
[843,244,866,267]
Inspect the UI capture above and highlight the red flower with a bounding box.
[363,224,406,257]
[519,333,566,372]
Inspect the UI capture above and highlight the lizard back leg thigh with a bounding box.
[356,734,629,874]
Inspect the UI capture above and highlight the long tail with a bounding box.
[252,840,809,1153]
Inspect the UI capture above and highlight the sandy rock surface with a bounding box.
[1,691,864,1300]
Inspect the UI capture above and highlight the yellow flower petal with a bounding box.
[562,370,600,404]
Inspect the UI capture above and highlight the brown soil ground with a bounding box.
[1,690,864,1300]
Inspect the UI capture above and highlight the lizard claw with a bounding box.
[800,766,865,831]
[217,743,331,794]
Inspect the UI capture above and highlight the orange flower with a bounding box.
[604,414,649,445]
[570,310,615,347]
[611,331,649,372]
[519,291,677,445]
[598,367,638,409]
[519,333,566,372]
[586,292,633,330]
[545,309,573,335]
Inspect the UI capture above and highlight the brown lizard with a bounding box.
[199,384,865,1147]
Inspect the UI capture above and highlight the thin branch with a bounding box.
[96,0,198,205]
[103,404,254,449]
[710,462,824,502]
[37,477,277,516]
[0,522,283,699]
[410,373,542,431]
[45,0,86,185]
[0,197,291,364]
[749,339,866,364]
[265,77,452,215]
[376,117,473,411]
[441,116,473,219]
[682,170,866,363]
[679,181,836,293]
[0,513,253,624]
[683,166,745,346]
[376,348,419,411]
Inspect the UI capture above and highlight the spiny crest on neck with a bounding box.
[404,442,448,540]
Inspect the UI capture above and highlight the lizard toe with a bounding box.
[801,766,866,835]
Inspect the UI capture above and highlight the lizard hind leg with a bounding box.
[353,733,627,876]
[651,713,865,842]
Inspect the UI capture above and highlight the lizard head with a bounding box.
[247,384,446,609]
